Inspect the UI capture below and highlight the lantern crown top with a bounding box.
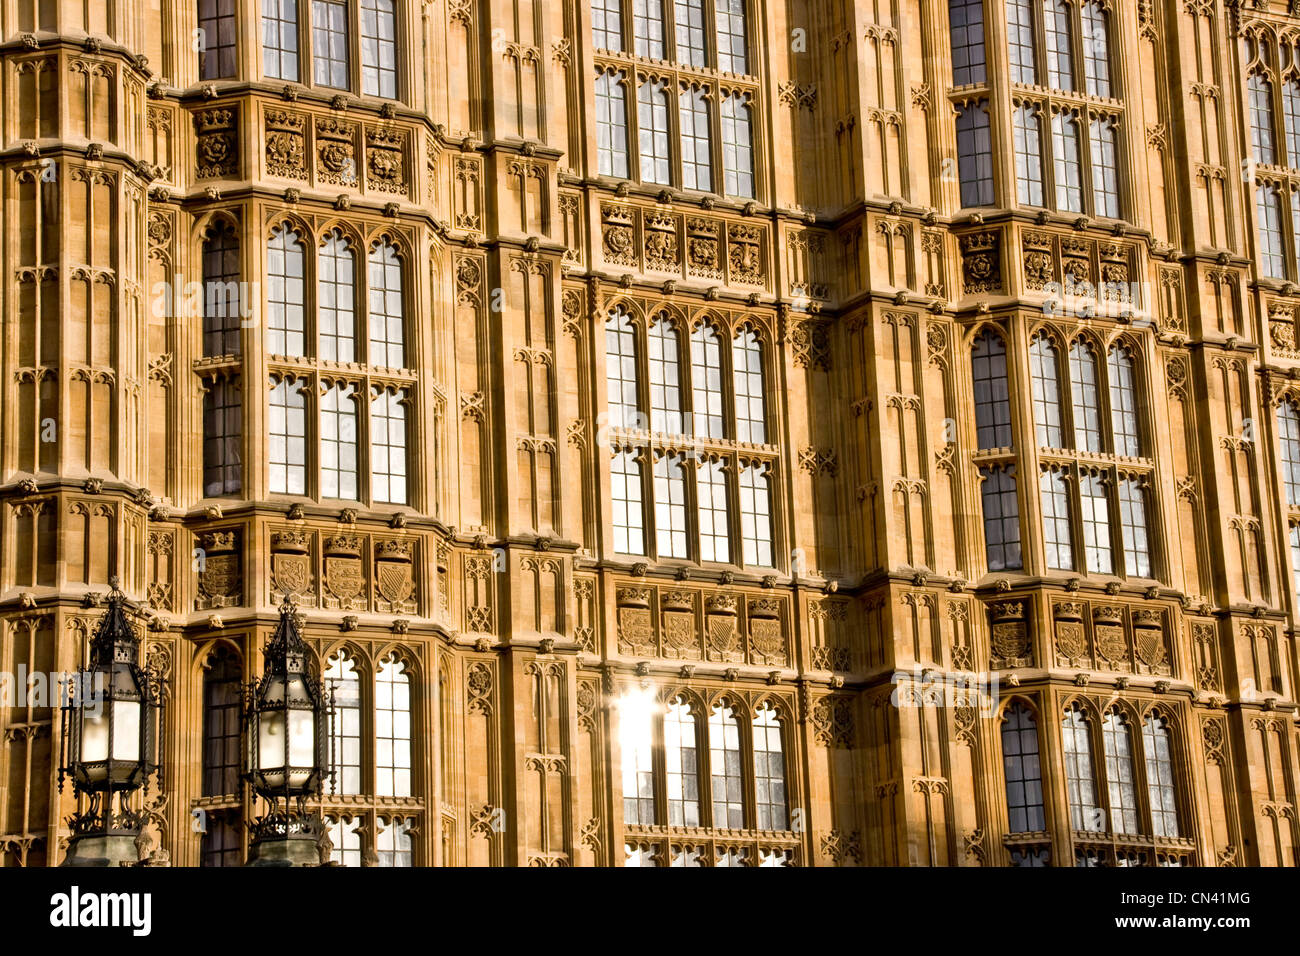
[264,597,311,677]
[89,577,139,667]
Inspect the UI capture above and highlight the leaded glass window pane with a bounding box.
[376,817,413,866]
[1030,333,1062,446]
[311,0,349,89]
[1118,478,1151,577]
[709,703,744,829]
[638,81,671,185]
[202,648,241,796]
[1007,0,1036,84]
[1001,702,1045,832]
[268,377,307,495]
[654,453,688,559]
[1052,111,1083,212]
[647,316,681,433]
[325,650,362,794]
[361,0,398,98]
[203,223,242,357]
[611,447,646,554]
[738,462,772,567]
[200,0,238,80]
[957,102,995,207]
[267,227,306,357]
[674,0,706,66]
[665,698,700,826]
[375,653,411,798]
[318,231,356,363]
[1081,1,1111,97]
[1250,73,1276,166]
[733,328,766,443]
[1107,345,1141,457]
[721,93,754,198]
[753,705,787,830]
[1257,185,1286,278]
[1070,341,1102,452]
[596,73,630,178]
[605,308,639,429]
[972,331,1012,449]
[1079,471,1113,574]
[980,464,1021,570]
[1090,119,1120,219]
[621,697,656,825]
[1143,716,1180,838]
[698,458,730,563]
[368,240,404,368]
[633,0,665,58]
[1040,467,1073,570]
[1282,401,1300,506]
[691,324,725,439]
[204,379,242,496]
[1102,711,1139,835]
[1062,706,1098,831]
[1014,105,1044,207]
[1044,0,1074,90]
[714,0,747,74]
[949,0,986,85]
[593,0,624,50]
[263,0,300,81]
[679,86,712,191]
[370,389,408,504]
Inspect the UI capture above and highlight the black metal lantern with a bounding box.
[243,599,330,865]
[58,577,163,866]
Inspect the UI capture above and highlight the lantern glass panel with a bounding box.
[289,709,314,765]
[113,699,141,762]
[82,707,109,766]
[258,711,286,772]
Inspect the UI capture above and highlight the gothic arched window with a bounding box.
[638,81,671,185]
[1000,702,1045,833]
[709,702,744,829]
[691,323,726,439]
[956,102,994,207]
[1278,400,1300,506]
[605,308,640,429]
[752,704,787,831]
[647,316,682,434]
[1062,705,1098,832]
[1250,73,1277,165]
[971,330,1012,449]
[1107,344,1141,456]
[202,220,241,357]
[665,697,700,826]
[367,240,404,368]
[375,653,412,797]
[610,446,646,555]
[980,464,1021,571]
[1102,711,1139,835]
[732,328,766,443]
[369,388,408,505]
[948,0,986,85]
[268,377,307,495]
[267,226,306,357]
[202,647,242,796]
[320,384,359,501]
[1069,340,1102,452]
[325,649,362,795]
[318,231,356,363]
[1029,333,1062,447]
[595,72,630,177]
[1142,715,1180,838]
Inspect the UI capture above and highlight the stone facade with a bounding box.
[0,0,1298,867]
